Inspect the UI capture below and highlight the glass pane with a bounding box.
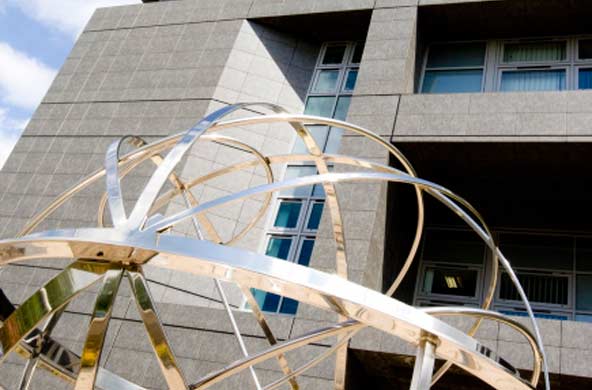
[262,292,281,312]
[421,267,478,298]
[292,125,328,154]
[323,45,347,64]
[305,96,336,118]
[577,275,592,311]
[313,70,339,93]
[279,297,299,314]
[280,166,316,197]
[352,42,364,63]
[265,237,292,260]
[312,183,325,198]
[252,288,281,313]
[504,41,566,63]
[334,96,351,121]
[500,69,566,92]
[274,201,302,228]
[576,314,592,323]
[579,39,592,59]
[577,238,592,272]
[306,203,324,230]
[500,272,568,305]
[426,42,486,68]
[499,234,573,270]
[579,68,592,90]
[298,239,315,266]
[422,69,483,93]
[422,230,485,265]
[325,127,344,154]
[344,69,358,91]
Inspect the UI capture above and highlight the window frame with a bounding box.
[496,66,569,92]
[250,41,361,315]
[416,262,485,304]
[420,36,592,93]
[419,40,488,94]
[494,269,573,310]
[414,228,592,322]
[576,65,592,90]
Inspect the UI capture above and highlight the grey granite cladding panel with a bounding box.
[395,91,592,141]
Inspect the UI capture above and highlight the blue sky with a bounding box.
[0,0,140,168]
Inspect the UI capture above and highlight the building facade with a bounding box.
[1,0,592,388]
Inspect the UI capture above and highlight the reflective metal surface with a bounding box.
[0,103,550,389]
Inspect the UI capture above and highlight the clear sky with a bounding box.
[0,0,141,168]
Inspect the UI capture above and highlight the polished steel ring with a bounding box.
[0,103,549,390]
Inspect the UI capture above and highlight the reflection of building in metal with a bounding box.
[0,103,548,390]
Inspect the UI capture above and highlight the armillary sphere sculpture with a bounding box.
[0,102,550,390]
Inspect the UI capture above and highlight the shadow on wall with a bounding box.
[252,10,371,102]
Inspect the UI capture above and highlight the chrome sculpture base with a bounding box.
[0,103,549,390]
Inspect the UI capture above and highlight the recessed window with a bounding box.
[323,45,347,64]
[351,42,364,64]
[577,275,592,311]
[579,68,592,90]
[499,272,569,306]
[313,69,340,93]
[256,42,359,316]
[265,236,292,259]
[421,42,486,94]
[274,201,303,228]
[306,202,324,230]
[334,96,351,121]
[427,42,486,68]
[422,266,479,298]
[503,41,566,63]
[305,96,336,117]
[578,39,592,59]
[344,69,358,91]
[500,69,566,92]
[421,36,592,93]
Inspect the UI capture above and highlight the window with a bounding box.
[498,40,568,92]
[420,36,592,93]
[421,42,486,94]
[414,229,486,307]
[253,42,362,315]
[414,229,592,322]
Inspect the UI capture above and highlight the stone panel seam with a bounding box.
[84,17,246,35]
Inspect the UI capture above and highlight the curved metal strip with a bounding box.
[191,321,362,390]
[140,169,545,389]
[11,164,544,389]
[423,307,542,386]
[16,308,65,390]
[496,250,550,388]
[201,113,426,294]
[0,261,113,363]
[10,109,545,388]
[75,268,124,390]
[146,172,468,235]
[0,233,538,390]
[15,332,148,390]
[241,287,299,390]
[182,192,263,390]
[105,137,132,227]
[263,327,360,390]
[126,268,186,389]
[126,103,284,231]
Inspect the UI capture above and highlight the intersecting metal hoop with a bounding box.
[0,102,550,390]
